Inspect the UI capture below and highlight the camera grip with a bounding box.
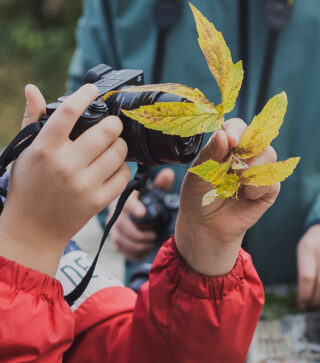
[43,99,110,141]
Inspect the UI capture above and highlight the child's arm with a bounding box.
[0,86,278,362]
[65,119,278,363]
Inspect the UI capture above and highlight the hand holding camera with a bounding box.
[108,168,175,261]
[0,84,130,276]
[42,64,203,166]
[0,64,204,279]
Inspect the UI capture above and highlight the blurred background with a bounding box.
[0,0,82,146]
[0,0,124,284]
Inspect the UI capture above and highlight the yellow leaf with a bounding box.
[240,157,300,186]
[190,3,243,115]
[215,173,240,199]
[234,92,288,159]
[101,90,118,101]
[201,174,240,206]
[189,159,230,184]
[216,61,244,115]
[121,102,223,137]
[102,83,216,110]
[202,189,218,206]
[230,155,249,170]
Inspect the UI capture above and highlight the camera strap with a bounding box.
[238,0,250,120]
[152,0,183,83]
[0,121,44,176]
[255,0,294,113]
[64,164,151,306]
[238,0,294,118]
[0,120,46,211]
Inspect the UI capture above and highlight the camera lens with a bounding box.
[106,89,204,166]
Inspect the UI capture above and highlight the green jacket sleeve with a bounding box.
[304,194,320,231]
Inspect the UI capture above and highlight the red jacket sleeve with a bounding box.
[0,256,74,362]
[0,237,264,363]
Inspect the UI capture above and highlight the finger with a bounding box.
[311,275,320,308]
[96,163,131,208]
[210,130,229,162]
[73,116,123,166]
[246,146,277,167]
[22,84,46,128]
[193,130,228,168]
[310,248,320,308]
[223,118,247,148]
[86,138,128,184]
[242,146,278,201]
[298,245,317,309]
[116,214,156,241]
[152,168,175,192]
[114,234,155,260]
[123,191,146,219]
[41,84,98,145]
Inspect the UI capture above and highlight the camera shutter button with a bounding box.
[57,96,68,103]
[89,100,109,112]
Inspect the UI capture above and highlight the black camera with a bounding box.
[128,186,179,292]
[41,64,203,166]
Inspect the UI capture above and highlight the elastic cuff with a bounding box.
[151,236,248,300]
[0,255,64,303]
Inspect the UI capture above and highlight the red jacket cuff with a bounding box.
[150,236,252,300]
[0,255,64,303]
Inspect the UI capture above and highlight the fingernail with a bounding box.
[24,85,30,103]
[136,206,145,216]
[228,131,239,145]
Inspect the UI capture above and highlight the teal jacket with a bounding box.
[68,0,320,285]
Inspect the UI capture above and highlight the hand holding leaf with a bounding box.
[177,119,281,258]
[189,91,300,205]
[103,3,300,206]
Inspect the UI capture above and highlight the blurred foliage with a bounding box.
[0,0,82,145]
[261,291,300,321]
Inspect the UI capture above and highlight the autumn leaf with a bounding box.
[190,3,243,115]
[189,159,239,205]
[216,61,244,115]
[189,159,230,184]
[215,173,240,198]
[230,155,249,170]
[201,173,240,206]
[102,3,243,139]
[240,157,300,187]
[202,189,218,206]
[102,83,216,110]
[121,102,223,137]
[99,3,300,208]
[234,92,288,159]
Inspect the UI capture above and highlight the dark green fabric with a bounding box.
[68,0,320,285]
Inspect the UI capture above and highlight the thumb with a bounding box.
[22,84,46,129]
[124,190,146,219]
[152,168,175,192]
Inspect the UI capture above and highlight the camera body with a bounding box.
[132,186,179,239]
[41,64,203,166]
[128,186,179,292]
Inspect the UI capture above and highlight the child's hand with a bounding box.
[176,118,280,276]
[0,84,130,276]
